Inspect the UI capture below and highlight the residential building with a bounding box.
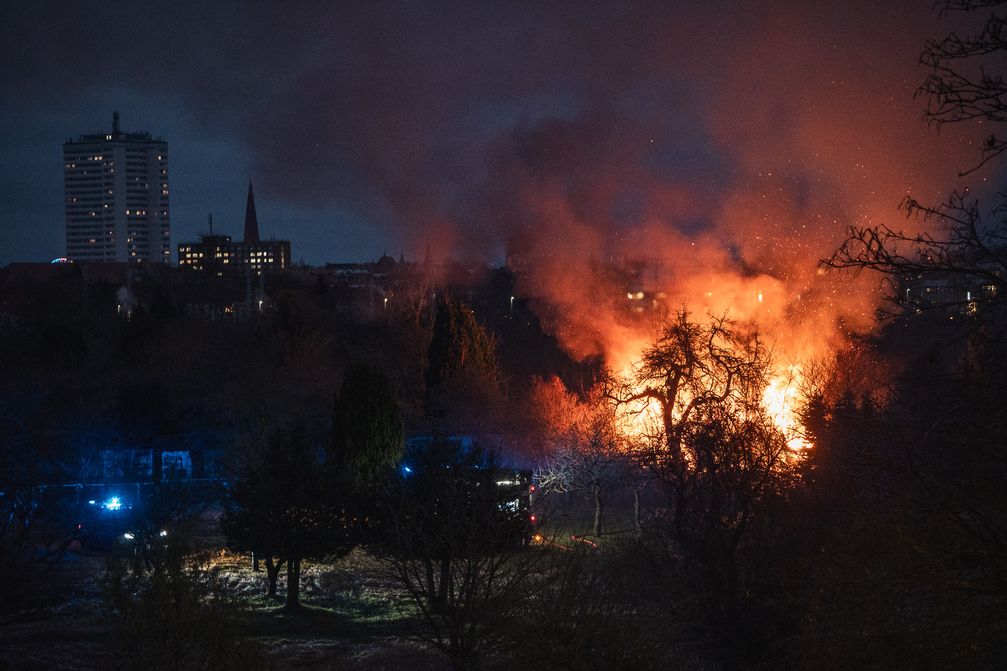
[177,183,290,276]
[63,112,169,263]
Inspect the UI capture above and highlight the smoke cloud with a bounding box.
[2,0,993,363]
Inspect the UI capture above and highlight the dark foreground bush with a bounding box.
[104,540,265,671]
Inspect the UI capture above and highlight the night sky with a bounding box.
[0,1,993,269]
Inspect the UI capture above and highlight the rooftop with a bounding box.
[67,130,165,145]
[64,112,165,146]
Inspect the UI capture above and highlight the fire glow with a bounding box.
[762,365,811,451]
[614,358,812,451]
[604,291,820,453]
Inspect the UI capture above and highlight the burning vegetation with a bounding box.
[7,1,1007,669]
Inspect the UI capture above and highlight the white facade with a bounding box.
[63,114,170,263]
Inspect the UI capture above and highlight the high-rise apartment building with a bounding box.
[63,112,170,263]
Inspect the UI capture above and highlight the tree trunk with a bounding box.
[265,557,285,597]
[593,486,603,537]
[449,635,464,670]
[437,558,451,609]
[285,557,301,609]
[253,553,260,572]
[634,487,642,540]
[425,558,436,602]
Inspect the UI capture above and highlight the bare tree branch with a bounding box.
[824,191,1007,318]
[919,3,1007,174]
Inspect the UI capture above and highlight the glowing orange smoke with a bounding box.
[616,390,664,441]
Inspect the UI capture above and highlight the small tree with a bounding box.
[375,441,537,669]
[117,480,221,575]
[0,390,85,615]
[617,310,801,665]
[510,543,662,670]
[425,296,501,425]
[532,377,625,537]
[331,363,405,489]
[104,540,265,671]
[224,425,351,609]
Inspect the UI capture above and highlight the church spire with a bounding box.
[243,181,260,243]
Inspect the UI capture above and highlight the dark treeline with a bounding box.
[2,256,1005,669]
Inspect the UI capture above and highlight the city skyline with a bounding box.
[4,1,996,273]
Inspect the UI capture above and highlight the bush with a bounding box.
[103,540,265,671]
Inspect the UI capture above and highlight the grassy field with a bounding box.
[0,493,649,670]
[0,547,446,670]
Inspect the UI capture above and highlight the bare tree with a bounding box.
[825,193,1007,316]
[532,377,626,537]
[619,309,773,460]
[919,0,1007,176]
[827,1,1007,317]
[375,442,538,669]
[612,310,801,665]
[811,7,1007,661]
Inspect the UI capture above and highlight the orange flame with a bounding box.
[610,329,814,453]
[762,365,812,451]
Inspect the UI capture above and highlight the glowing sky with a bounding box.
[0,0,994,273]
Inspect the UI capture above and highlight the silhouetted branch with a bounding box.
[824,193,1007,315]
[919,3,1007,174]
